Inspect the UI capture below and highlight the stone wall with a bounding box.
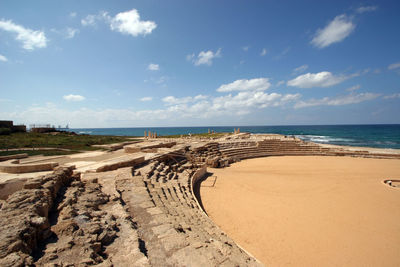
[0,167,75,266]
[0,160,58,173]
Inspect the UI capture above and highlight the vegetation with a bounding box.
[0,128,11,135]
[0,132,136,156]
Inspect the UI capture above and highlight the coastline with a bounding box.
[69,124,400,150]
[318,143,400,154]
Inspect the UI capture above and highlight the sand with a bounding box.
[200,156,400,267]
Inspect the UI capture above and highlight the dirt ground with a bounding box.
[201,156,400,267]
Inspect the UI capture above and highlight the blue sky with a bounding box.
[0,0,399,127]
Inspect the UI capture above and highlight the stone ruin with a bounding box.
[0,142,263,266]
[145,131,158,139]
[1,135,400,266]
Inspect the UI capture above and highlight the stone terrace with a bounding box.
[1,134,399,266]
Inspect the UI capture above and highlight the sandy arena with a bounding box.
[201,156,400,267]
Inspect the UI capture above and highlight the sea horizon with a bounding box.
[68,124,400,150]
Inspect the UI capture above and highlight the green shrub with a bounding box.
[0,128,11,135]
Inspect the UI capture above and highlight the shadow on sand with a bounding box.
[193,172,217,216]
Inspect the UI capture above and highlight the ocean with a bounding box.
[69,124,400,149]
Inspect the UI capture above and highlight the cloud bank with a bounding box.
[295,93,379,108]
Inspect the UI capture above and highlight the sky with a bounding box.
[0,0,399,128]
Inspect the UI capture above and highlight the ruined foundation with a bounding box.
[1,135,399,266]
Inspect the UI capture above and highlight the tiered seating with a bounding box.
[219,139,337,160]
[218,140,257,150]
[116,158,262,266]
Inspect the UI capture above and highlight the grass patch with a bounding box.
[0,132,136,151]
[0,149,79,157]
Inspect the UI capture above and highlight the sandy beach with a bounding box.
[201,156,400,267]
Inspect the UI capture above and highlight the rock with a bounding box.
[0,168,74,266]
[98,229,117,245]
[23,178,43,190]
[29,216,49,229]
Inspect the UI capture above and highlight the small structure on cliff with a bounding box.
[29,124,56,133]
[0,120,26,133]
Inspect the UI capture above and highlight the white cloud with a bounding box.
[346,84,360,92]
[242,46,249,51]
[356,6,378,14]
[81,14,97,26]
[162,95,207,105]
[294,92,379,108]
[287,71,351,88]
[276,80,285,87]
[144,75,169,85]
[110,9,156,37]
[0,19,47,50]
[81,11,111,27]
[51,27,79,39]
[66,27,79,39]
[281,93,301,102]
[155,76,168,85]
[140,97,153,101]
[260,48,267,56]
[147,63,159,71]
[69,12,77,18]
[383,93,400,99]
[388,62,400,70]
[213,91,281,109]
[0,54,7,62]
[63,94,85,102]
[311,14,355,48]
[194,95,208,101]
[188,48,221,66]
[81,9,156,37]
[293,64,309,74]
[217,78,271,92]
[186,54,194,61]
[162,96,185,105]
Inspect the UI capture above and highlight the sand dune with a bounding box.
[201,156,400,267]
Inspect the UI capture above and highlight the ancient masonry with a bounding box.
[1,135,400,266]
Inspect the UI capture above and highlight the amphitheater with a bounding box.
[1,133,399,266]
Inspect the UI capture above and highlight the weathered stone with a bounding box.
[29,216,49,229]
[0,178,28,200]
[0,168,75,266]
